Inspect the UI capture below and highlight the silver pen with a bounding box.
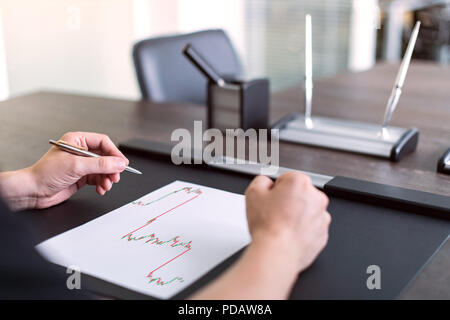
[382,21,421,128]
[49,139,142,175]
[304,14,313,126]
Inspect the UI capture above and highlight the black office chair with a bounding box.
[132,29,243,104]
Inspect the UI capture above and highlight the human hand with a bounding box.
[190,172,331,300]
[245,172,331,273]
[25,132,129,209]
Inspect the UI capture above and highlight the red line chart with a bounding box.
[121,187,202,286]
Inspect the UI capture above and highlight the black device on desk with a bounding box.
[437,148,450,174]
[183,44,269,131]
[24,138,450,300]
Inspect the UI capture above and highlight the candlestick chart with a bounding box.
[121,187,202,286]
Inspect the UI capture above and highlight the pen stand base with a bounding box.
[272,113,419,162]
[437,148,450,174]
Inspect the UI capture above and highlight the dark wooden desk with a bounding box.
[0,62,449,298]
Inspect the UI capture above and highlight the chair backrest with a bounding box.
[133,29,243,104]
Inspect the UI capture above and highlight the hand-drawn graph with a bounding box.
[121,187,202,286]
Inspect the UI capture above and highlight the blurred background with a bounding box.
[0,0,448,101]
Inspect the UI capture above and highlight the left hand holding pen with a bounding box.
[0,132,129,210]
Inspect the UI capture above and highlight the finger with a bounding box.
[95,175,111,193]
[96,184,106,196]
[76,176,88,190]
[61,132,129,164]
[302,191,329,220]
[87,174,119,185]
[313,211,332,238]
[245,175,274,196]
[276,171,312,189]
[304,188,329,215]
[82,133,128,163]
[86,174,98,186]
[316,189,330,210]
[109,173,120,183]
[99,175,113,192]
[74,156,126,176]
[251,175,274,190]
[315,231,329,256]
[95,176,107,196]
[323,211,332,226]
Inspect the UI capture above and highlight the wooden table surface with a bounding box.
[0,62,449,298]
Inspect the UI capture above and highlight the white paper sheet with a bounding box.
[36,181,251,299]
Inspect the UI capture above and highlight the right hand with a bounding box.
[245,172,331,273]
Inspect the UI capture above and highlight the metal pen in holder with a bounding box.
[272,16,421,162]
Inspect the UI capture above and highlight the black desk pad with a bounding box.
[25,154,450,299]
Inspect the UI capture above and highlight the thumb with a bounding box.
[246,175,274,194]
[74,156,126,176]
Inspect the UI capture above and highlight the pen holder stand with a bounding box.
[207,78,269,131]
[272,113,419,162]
[437,148,450,174]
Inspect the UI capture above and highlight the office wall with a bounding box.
[252,0,354,91]
[0,0,139,100]
[0,0,379,101]
[177,0,246,69]
[0,7,8,100]
[0,0,247,101]
[348,0,378,71]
